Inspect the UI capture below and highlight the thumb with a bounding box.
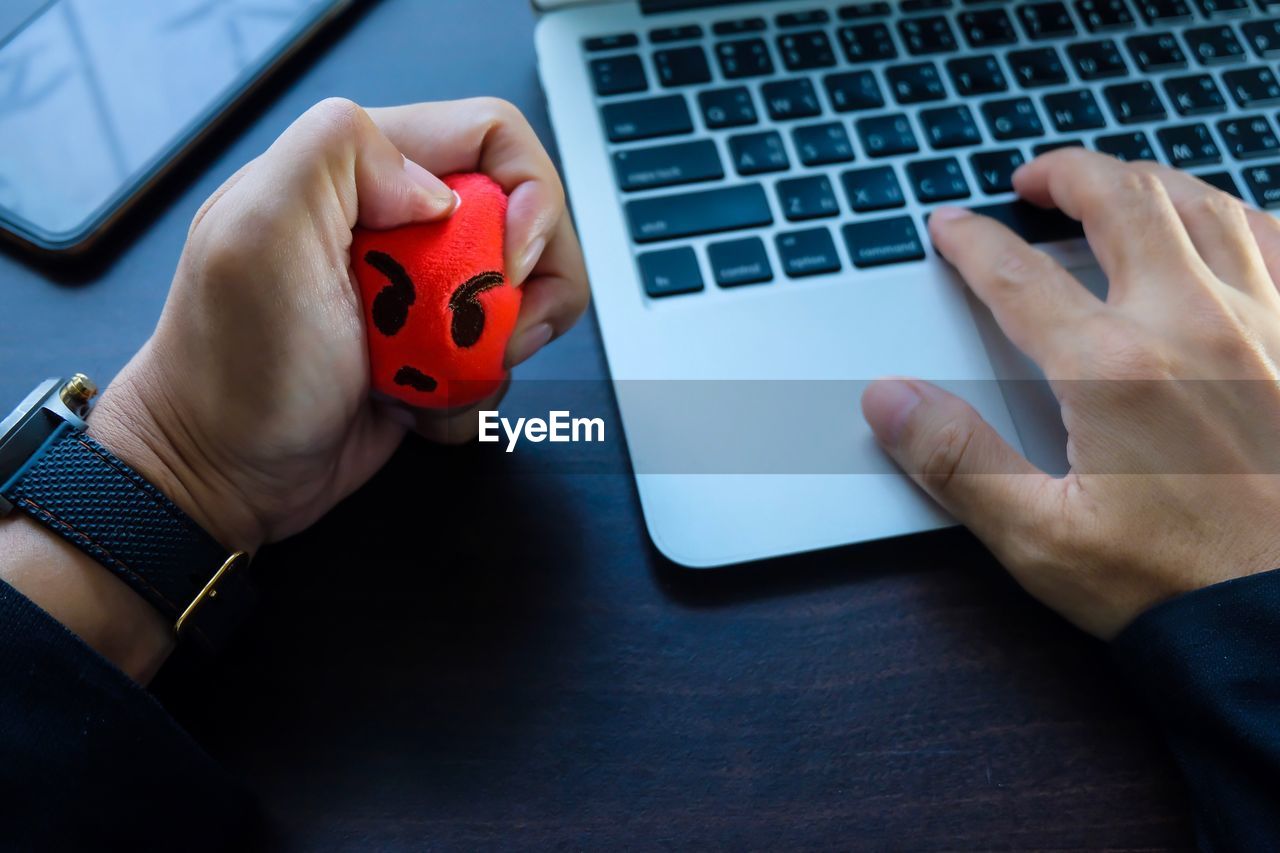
[256,97,458,231]
[861,378,1052,542]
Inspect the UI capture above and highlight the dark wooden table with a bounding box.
[1,0,1191,847]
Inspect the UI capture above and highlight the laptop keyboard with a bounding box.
[582,0,1280,298]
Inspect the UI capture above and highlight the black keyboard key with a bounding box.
[1223,67,1280,107]
[713,18,766,36]
[1007,47,1068,88]
[1195,0,1250,14]
[1197,170,1242,196]
[1126,33,1187,71]
[778,175,841,220]
[778,10,831,28]
[1184,26,1246,65]
[1242,19,1280,59]
[842,165,907,211]
[602,95,693,142]
[613,140,724,192]
[793,122,856,165]
[857,114,921,156]
[898,16,959,55]
[590,55,647,96]
[708,237,774,287]
[838,23,898,63]
[1018,2,1077,39]
[1241,162,1280,207]
[638,247,703,297]
[971,148,1027,194]
[907,157,972,202]
[716,38,774,79]
[777,228,842,276]
[1164,74,1228,115]
[650,25,703,44]
[967,200,1085,242]
[920,105,983,148]
[982,97,1046,139]
[824,70,885,112]
[1218,115,1280,159]
[1075,0,1136,31]
[778,30,837,70]
[842,217,926,268]
[1095,130,1157,160]
[1156,123,1222,166]
[902,0,953,10]
[1135,0,1193,20]
[654,46,712,88]
[947,55,1008,96]
[585,33,639,52]
[761,78,822,120]
[1068,39,1128,79]
[839,1,892,18]
[887,62,947,104]
[1103,80,1167,123]
[959,8,1018,46]
[626,183,773,243]
[698,87,758,129]
[729,130,791,174]
[1033,139,1086,155]
[1043,89,1107,131]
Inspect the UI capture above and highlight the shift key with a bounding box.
[627,183,773,242]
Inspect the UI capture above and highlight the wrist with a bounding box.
[0,514,175,682]
[86,361,265,555]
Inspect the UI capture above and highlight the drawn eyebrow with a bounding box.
[365,250,416,336]
[448,271,504,348]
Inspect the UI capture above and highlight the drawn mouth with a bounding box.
[393,366,438,392]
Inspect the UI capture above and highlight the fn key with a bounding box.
[638,247,704,297]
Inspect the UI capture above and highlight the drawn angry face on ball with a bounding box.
[351,173,520,409]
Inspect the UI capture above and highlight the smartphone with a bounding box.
[0,0,353,256]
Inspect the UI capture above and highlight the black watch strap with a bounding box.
[2,431,254,650]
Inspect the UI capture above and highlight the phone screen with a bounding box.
[0,0,345,251]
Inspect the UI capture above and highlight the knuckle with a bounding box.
[469,96,524,127]
[1183,189,1244,227]
[1118,169,1162,198]
[990,247,1054,294]
[917,417,977,494]
[305,96,364,137]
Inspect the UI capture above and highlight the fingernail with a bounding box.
[507,322,553,368]
[862,379,922,447]
[512,236,546,287]
[930,206,971,224]
[403,157,456,212]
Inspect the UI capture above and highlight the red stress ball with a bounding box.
[351,172,520,409]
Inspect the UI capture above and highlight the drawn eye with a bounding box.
[448,271,504,348]
[365,250,415,336]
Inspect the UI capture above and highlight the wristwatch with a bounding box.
[0,375,254,650]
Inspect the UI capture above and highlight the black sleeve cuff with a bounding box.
[1113,567,1280,852]
[0,579,261,849]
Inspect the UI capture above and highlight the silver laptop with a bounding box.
[533,0,1280,567]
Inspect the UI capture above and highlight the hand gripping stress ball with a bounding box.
[351,173,520,409]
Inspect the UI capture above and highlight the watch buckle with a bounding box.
[175,551,250,638]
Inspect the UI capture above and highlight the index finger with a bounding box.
[367,99,571,282]
[1013,148,1210,300]
[367,98,590,358]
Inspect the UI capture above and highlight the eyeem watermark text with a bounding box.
[478,410,605,453]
